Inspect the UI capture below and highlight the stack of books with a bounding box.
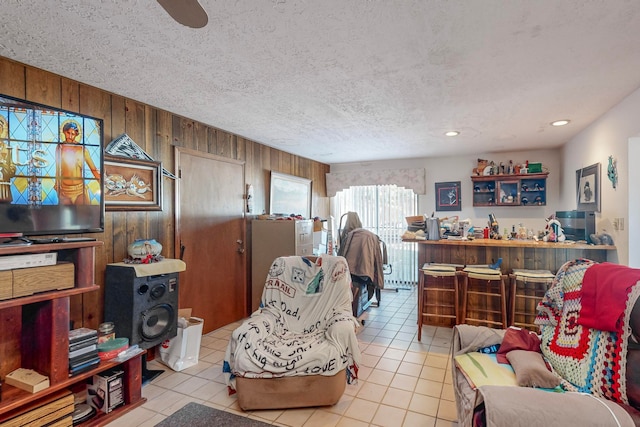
[68,328,100,376]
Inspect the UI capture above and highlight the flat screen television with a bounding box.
[0,94,104,238]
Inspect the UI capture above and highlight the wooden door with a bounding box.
[175,147,247,333]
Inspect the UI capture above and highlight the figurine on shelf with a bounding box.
[499,189,507,203]
[542,215,565,242]
[474,158,489,176]
[489,161,497,175]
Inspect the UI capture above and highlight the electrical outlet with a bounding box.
[619,218,625,231]
[613,218,619,231]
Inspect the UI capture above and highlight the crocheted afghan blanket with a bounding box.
[535,259,640,405]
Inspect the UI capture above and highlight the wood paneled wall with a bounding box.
[0,56,330,329]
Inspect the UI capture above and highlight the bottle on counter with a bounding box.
[518,223,527,239]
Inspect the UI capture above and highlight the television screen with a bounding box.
[0,94,104,237]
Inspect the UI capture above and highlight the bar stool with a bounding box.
[418,263,462,341]
[460,265,508,328]
[509,269,556,331]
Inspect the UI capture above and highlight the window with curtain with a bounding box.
[331,185,418,288]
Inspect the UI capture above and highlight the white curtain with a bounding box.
[331,185,418,287]
[326,168,426,197]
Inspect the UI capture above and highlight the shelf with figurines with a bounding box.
[471,158,548,207]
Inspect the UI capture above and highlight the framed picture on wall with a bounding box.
[104,155,163,211]
[576,163,600,212]
[435,181,461,211]
[269,171,312,218]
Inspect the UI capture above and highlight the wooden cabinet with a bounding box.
[0,241,145,426]
[250,220,313,311]
[471,173,548,207]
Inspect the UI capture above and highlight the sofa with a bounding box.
[452,259,640,426]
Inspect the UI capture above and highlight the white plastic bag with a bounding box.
[159,309,203,371]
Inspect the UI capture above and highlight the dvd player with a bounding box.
[30,237,97,244]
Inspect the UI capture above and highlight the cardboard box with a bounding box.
[405,215,425,225]
[12,262,75,297]
[314,243,327,256]
[313,230,327,247]
[5,368,50,393]
[0,389,74,426]
[0,270,12,300]
[86,369,124,414]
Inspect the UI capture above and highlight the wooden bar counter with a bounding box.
[407,238,616,328]
[411,238,615,274]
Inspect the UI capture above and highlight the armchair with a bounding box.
[224,255,361,410]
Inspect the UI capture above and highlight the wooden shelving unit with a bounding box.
[0,241,145,426]
[471,172,548,207]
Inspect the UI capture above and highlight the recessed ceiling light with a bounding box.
[445,131,460,137]
[551,119,570,126]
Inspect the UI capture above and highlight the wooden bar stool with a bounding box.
[418,263,462,341]
[461,265,508,328]
[509,269,556,331]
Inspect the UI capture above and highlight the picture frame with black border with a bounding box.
[576,163,600,212]
[435,181,461,211]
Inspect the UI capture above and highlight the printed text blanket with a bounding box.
[224,255,361,391]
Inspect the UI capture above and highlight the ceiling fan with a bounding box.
[157,0,208,28]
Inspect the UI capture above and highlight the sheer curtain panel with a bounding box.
[331,185,418,288]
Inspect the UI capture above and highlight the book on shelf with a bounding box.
[69,327,98,344]
[69,336,98,353]
[69,349,100,367]
[69,344,98,359]
[69,357,101,376]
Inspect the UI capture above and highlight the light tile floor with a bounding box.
[107,286,458,426]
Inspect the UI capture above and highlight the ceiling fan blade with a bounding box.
[157,0,208,29]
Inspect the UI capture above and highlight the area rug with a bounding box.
[155,402,272,427]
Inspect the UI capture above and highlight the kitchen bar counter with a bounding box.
[407,238,615,274]
[408,238,616,328]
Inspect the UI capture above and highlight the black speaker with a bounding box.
[104,265,179,350]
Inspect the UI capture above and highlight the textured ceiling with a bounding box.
[2,1,640,164]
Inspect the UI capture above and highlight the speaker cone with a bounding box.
[140,304,174,340]
[150,283,166,299]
